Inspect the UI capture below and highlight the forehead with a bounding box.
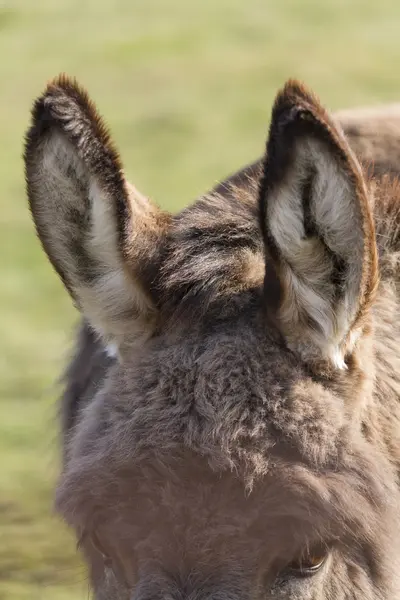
[116,323,346,474]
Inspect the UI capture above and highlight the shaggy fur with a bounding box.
[25,75,400,599]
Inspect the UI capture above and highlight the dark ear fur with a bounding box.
[24,74,169,348]
[259,80,378,368]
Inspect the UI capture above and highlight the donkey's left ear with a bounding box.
[259,80,378,369]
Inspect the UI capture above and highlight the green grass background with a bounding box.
[2,0,400,597]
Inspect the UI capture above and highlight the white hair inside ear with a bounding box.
[105,342,119,359]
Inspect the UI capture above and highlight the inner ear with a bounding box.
[296,161,348,284]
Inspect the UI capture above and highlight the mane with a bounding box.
[373,173,400,274]
[158,174,265,326]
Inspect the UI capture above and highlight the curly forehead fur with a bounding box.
[25,75,400,599]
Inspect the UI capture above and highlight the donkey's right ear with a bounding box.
[24,75,169,349]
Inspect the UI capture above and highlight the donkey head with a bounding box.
[25,76,399,599]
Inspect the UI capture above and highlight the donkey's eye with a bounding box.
[287,546,328,577]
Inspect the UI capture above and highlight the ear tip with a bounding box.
[277,79,321,108]
[47,72,83,93]
[266,80,341,157]
[26,73,112,143]
[23,73,121,175]
[272,79,327,126]
[27,73,97,133]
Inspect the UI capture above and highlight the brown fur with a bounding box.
[24,75,400,599]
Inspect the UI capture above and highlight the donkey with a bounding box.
[25,75,400,599]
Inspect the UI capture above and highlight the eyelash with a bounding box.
[287,554,327,577]
[282,546,329,579]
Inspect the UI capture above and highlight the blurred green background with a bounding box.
[2,0,400,598]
